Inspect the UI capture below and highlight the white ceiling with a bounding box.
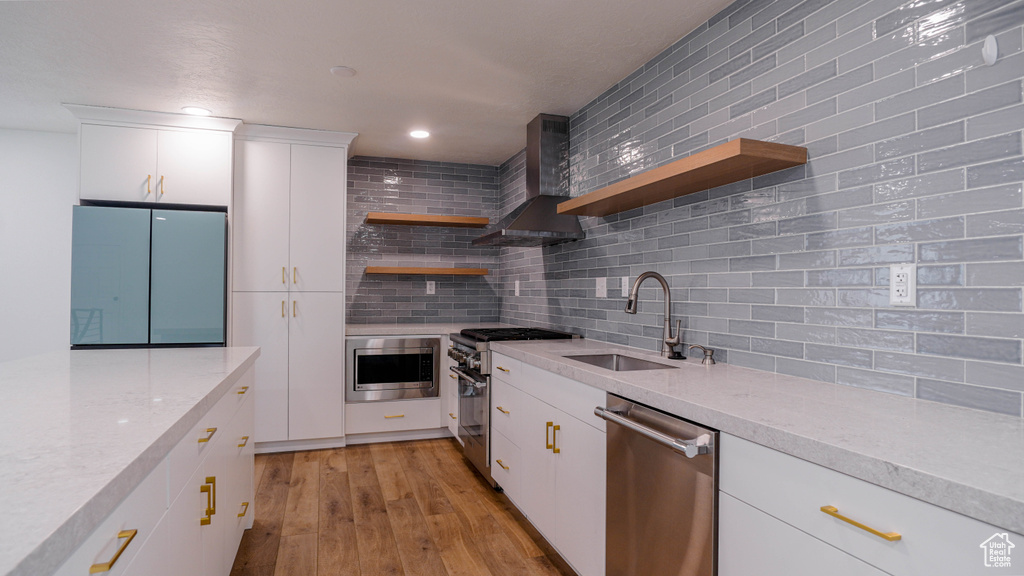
[0,0,733,165]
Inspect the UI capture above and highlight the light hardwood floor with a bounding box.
[231,438,573,576]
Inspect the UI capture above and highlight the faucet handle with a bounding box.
[688,345,715,365]
[665,319,682,347]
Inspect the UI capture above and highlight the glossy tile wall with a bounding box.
[347,156,501,324]
[498,0,1024,417]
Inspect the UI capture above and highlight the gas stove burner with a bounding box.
[460,327,580,342]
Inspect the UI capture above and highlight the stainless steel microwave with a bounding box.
[345,336,440,402]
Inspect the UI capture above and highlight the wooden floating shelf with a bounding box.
[366,212,490,228]
[557,138,808,218]
[365,267,489,276]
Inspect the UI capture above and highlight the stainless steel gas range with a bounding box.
[448,327,580,487]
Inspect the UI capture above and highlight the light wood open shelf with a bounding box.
[365,266,489,276]
[557,138,807,217]
[366,212,490,228]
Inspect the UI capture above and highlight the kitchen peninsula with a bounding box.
[0,347,259,576]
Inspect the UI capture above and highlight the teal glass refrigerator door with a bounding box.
[70,205,152,345]
[149,210,227,344]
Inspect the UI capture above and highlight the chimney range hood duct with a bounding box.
[473,114,585,247]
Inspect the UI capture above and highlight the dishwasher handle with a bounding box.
[595,406,712,458]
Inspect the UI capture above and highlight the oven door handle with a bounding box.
[450,366,486,388]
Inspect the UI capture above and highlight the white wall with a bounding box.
[0,129,77,362]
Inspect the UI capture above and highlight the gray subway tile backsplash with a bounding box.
[444,0,1024,419]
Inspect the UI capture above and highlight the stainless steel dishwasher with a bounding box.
[595,394,717,576]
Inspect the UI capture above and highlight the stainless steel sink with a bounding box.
[564,353,678,371]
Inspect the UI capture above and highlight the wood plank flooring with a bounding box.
[231,438,573,576]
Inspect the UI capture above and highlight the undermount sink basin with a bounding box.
[564,353,678,372]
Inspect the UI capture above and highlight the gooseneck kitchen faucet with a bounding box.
[625,271,684,358]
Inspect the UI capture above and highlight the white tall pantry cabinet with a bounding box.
[230,125,356,451]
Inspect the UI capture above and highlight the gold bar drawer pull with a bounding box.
[820,505,901,541]
[496,406,510,415]
[237,386,250,395]
[449,413,457,420]
[496,366,510,373]
[384,414,405,419]
[88,529,137,573]
[238,501,250,518]
[238,435,250,448]
[198,427,217,443]
[495,459,509,471]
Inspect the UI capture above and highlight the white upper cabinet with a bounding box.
[79,124,158,202]
[69,105,241,206]
[289,144,347,292]
[232,140,292,292]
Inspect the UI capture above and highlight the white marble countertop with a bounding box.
[0,347,260,576]
[346,322,514,336]
[491,339,1024,535]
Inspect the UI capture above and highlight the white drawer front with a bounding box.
[166,383,239,503]
[54,461,168,576]
[491,379,524,445]
[490,353,521,385]
[520,362,605,431]
[490,429,521,505]
[720,492,889,576]
[345,399,443,435]
[721,433,1024,576]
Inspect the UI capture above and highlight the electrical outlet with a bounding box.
[621,276,629,297]
[515,280,520,297]
[596,277,607,298]
[889,264,916,306]
[426,280,435,295]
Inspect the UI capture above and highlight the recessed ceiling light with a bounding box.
[181,106,211,116]
[330,66,357,77]
[410,130,430,139]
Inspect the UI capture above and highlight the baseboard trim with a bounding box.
[255,436,347,454]
[345,428,451,445]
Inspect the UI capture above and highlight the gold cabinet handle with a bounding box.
[293,267,297,284]
[159,175,165,195]
[449,412,457,420]
[238,435,250,448]
[495,459,509,471]
[238,501,250,518]
[496,366,510,373]
[292,300,297,317]
[237,386,250,395]
[200,476,217,525]
[545,421,553,450]
[198,427,217,443]
[552,424,561,454]
[384,414,405,419]
[282,267,287,284]
[281,300,286,317]
[88,529,138,573]
[820,505,901,541]
[449,373,457,380]
[146,175,151,195]
[496,406,510,415]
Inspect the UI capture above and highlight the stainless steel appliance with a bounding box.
[595,394,718,576]
[448,327,580,487]
[345,336,440,402]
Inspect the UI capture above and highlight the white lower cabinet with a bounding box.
[56,370,255,576]
[720,493,888,576]
[491,353,605,576]
[444,337,461,442]
[720,433,1024,576]
[345,398,442,434]
[231,291,344,443]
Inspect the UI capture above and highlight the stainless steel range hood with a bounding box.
[473,114,584,247]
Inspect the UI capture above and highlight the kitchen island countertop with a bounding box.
[491,338,1024,535]
[0,347,260,576]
